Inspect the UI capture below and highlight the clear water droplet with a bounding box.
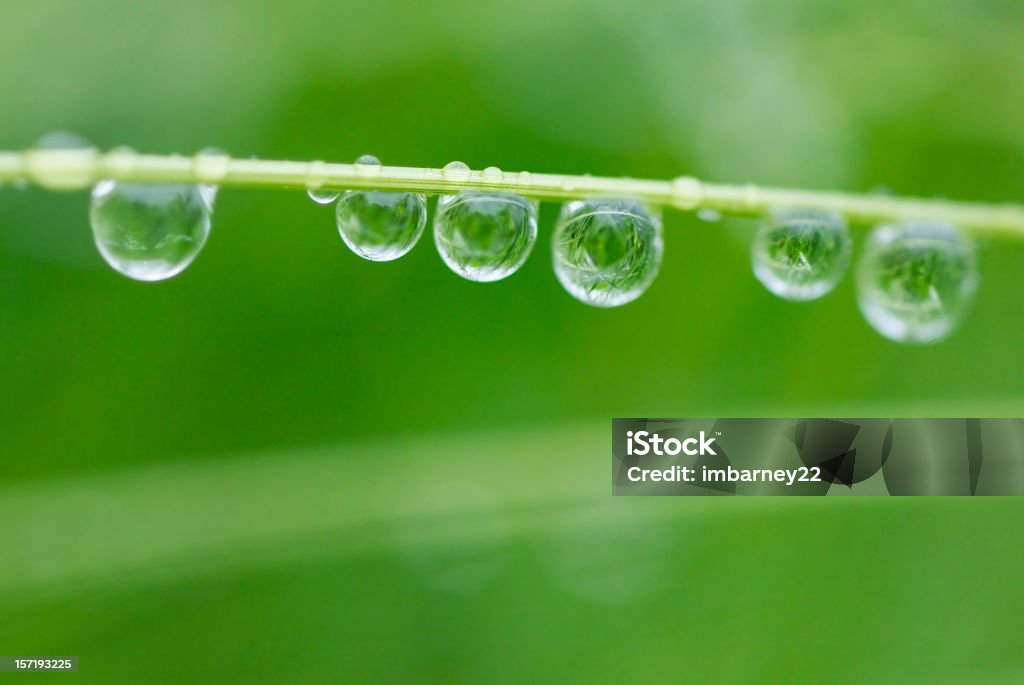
[305,160,338,204]
[517,171,532,185]
[552,199,663,307]
[36,131,92,150]
[307,187,340,205]
[194,147,226,205]
[90,182,213,281]
[105,146,138,176]
[194,148,230,184]
[442,161,471,181]
[697,208,722,222]
[354,154,382,177]
[671,176,702,210]
[434,192,538,282]
[752,208,851,301]
[482,166,503,182]
[857,222,978,344]
[336,189,427,262]
[27,131,98,189]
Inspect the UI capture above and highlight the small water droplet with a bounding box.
[305,160,338,204]
[104,146,138,176]
[307,187,340,204]
[90,182,213,281]
[752,208,851,301]
[434,192,538,282]
[194,147,227,205]
[517,171,532,185]
[442,161,471,181]
[697,208,722,222]
[36,131,92,150]
[857,222,978,344]
[482,166,503,182]
[354,154,382,177]
[27,131,98,189]
[671,176,702,210]
[337,189,427,262]
[440,160,471,180]
[552,199,663,307]
[194,148,230,184]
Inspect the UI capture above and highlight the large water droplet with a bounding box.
[857,222,978,344]
[27,131,98,190]
[752,208,851,301]
[336,189,427,262]
[434,192,538,282]
[90,182,213,281]
[552,199,662,307]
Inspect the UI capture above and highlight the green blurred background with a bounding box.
[2,0,1023,682]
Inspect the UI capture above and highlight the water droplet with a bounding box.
[305,160,338,204]
[307,187,340,205]
[36,131,92,150]
[27,131,98,189]
[434,192,538,282]
[354,154,382,177]
[104,146,138,176]
[194,148,230,184]
[552,199,663,307]
[517,171,532,186]
[482,166,503,182]
[90,182,213,281]
[442,161,471,181]
[336,189,427,262]
[857,222,978,344]
[303,161,339,204]
[697,208,722,222]
[751,208,851,301]
[194,147,226,205]
[671,176,702,210]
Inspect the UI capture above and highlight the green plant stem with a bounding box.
[3,148,1024,236]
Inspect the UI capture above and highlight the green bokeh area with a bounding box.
[2,0,1024,682]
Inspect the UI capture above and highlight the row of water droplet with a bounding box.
[22,135,980,344]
